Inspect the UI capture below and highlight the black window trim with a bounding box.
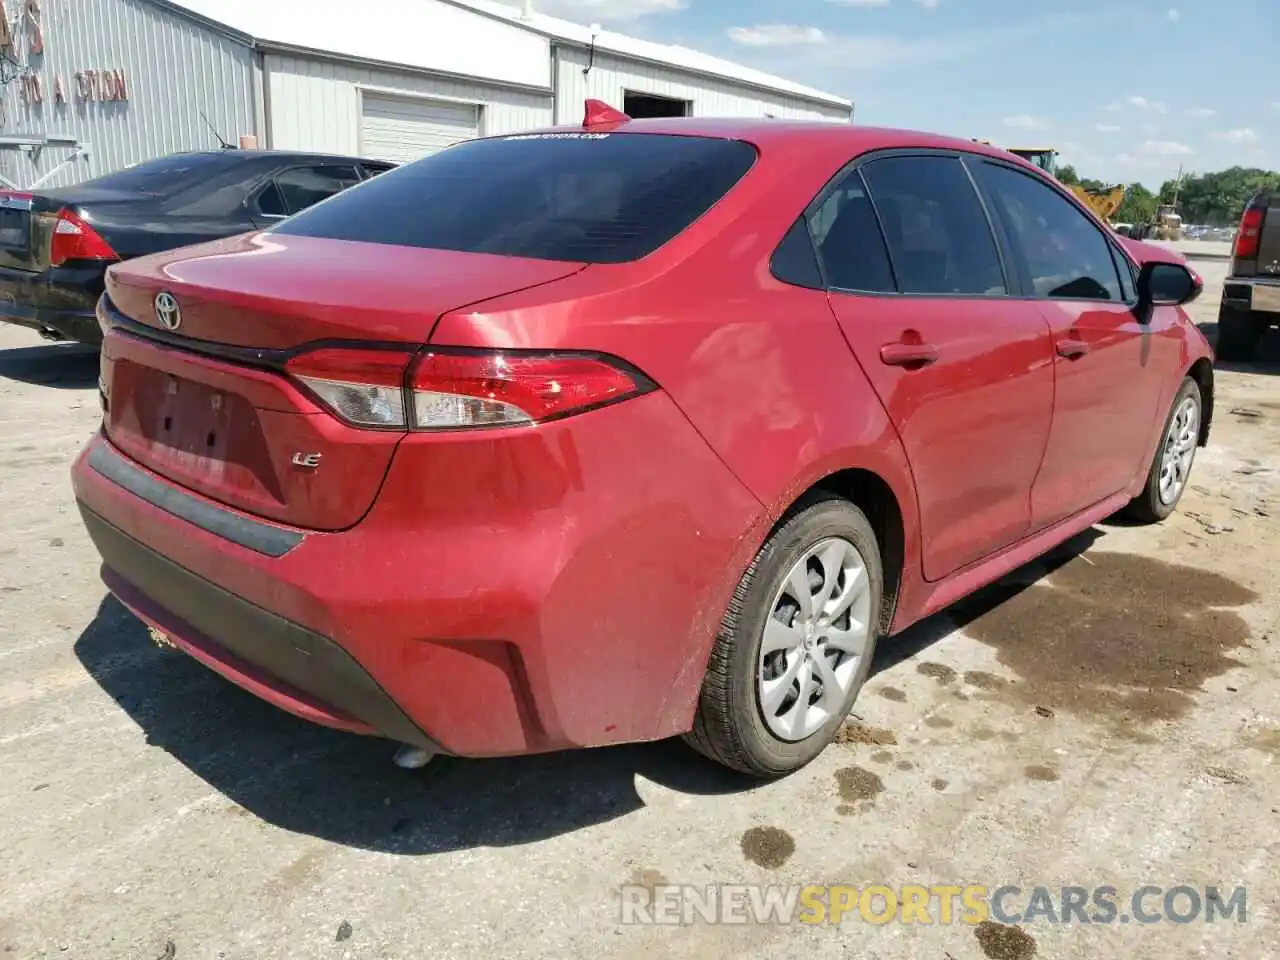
[251,162,363,220]
[966,155,1135,308]
[794,146,1019,301]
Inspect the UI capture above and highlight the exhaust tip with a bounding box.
[392,745,437,769]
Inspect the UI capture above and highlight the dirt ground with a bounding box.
[2,256,1279,959]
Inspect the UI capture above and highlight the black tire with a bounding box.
[1214,304,1265,363]
[684,493,883,778]
[1124,376,1201,524]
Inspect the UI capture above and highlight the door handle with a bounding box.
[880,342,939,367]
[1056,338,1089,359]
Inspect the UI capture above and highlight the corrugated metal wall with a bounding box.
[554,48,851,125]
[0,0,256,189]
[264,53,553,156]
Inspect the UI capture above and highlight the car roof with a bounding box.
[493,117,1025,167]
[167,149,395,166]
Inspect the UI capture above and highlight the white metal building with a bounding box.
[0,0,852,189]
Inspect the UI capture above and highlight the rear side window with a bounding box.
[82,152,245,197]
[974,161,1122,301]
[259,165,361,217]
[808,170,895,292]
[270,133,758,263]
[861,156,1007,296]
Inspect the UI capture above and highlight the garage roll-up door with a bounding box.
[360,93,480,165]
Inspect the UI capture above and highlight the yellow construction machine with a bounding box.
[975,142,1127,223]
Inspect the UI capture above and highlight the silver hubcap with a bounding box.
[1158,395,1199,505]
[757,537,873,742]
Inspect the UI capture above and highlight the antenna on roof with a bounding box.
[199,110,234,150]
[583,99,629,129]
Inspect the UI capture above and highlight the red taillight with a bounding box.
[285,347,651,430]
[1235,206,1265,260]
[409,351,648,428]
[49,209,119,267]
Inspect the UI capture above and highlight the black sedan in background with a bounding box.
[0,150,395,344]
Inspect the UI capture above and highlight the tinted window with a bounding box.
[808,170,895,293]
[1111,243,1137,301]
[256,181,287,217]
[360,162,395,178]
[82,152,245,197]
[771,219,824,289]
[976,162,1122,301]
[271,133,757,263]
[275,166,361,214]
[861,157,1006,296]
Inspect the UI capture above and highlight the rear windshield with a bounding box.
[269,133,758,263]
[81,152,246,197]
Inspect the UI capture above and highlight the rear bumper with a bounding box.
[1223,277,1280,315]
[72,391,765,757]
[0,263,104,343]
[81,503,437,748]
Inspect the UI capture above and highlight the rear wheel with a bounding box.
[1215,304,1265,362]
[1125,377,1201,524]
[684,494,882,778]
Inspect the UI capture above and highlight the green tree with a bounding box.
[1057,164,1079,186]
[1159,167,1280,225]
[1115,182,1157,225]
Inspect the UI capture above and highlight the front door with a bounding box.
[969,159,1163,529]
[814,154,1056,581]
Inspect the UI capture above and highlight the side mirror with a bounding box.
[1137,261,1202,308]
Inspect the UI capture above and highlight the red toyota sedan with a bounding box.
[71,108,1213,777]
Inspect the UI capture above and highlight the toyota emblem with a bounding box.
[154,291,181,331]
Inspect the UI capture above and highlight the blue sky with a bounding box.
[528,0,1277,188]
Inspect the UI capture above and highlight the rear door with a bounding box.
[817,153,1055,581]
[969,158,1164,529]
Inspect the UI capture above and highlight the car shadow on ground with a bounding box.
[0,342,99,388]
[1197,321,1280,375]
[868,526,1104,674]
[76,528,1108,855]
[74,594,762,856]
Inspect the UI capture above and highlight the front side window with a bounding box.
[975,161,1122,301]
[860,156,1007,296]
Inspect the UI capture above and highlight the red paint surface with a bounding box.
[73,120,1213,756]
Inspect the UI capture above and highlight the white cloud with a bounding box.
[1143,139,1192,156]
[1116,153,1140,166]
[1104,102,1123,112]
[1126,95,1168,113]
[1167,8,1180,20]
[1002,114,1048,131]
[827,0,891,6]
[1095,122,1121,133]
[1185,107,1217,118]
[732,13,1089,76]
[1214,128,1259,144]
[914,0,942,6]
[727,24,826,47]
[527,0,684,19]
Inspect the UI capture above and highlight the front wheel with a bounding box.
[684,494,883,778]
[1124,377,1201,524]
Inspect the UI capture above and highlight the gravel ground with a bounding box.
[2,257,1279,960]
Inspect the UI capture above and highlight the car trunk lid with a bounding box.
[100,233,586,530]
[0,188,130,273]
